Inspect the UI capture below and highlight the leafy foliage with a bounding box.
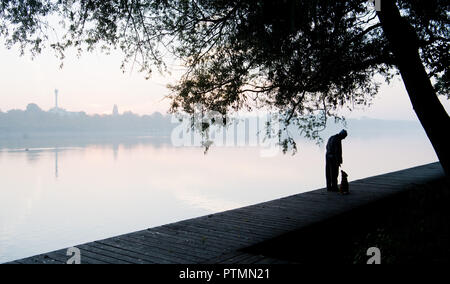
[0,0,448,151]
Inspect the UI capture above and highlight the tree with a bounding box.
[26,103,43,113]
[1,0,448,173]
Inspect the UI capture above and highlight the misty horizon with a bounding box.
[0,100,426,138]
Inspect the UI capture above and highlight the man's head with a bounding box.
[339,129,347,139]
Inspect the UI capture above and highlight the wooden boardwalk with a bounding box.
[5,162,445,264]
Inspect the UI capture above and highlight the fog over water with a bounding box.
[0,118,438,263]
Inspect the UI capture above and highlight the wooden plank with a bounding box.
[237,254,268,264]
[240,198,333,216]
[90,241,158,264]
[75,248,124,264]
[243,196,341,214]
[184,215,282,239]
[148,227,237,253]
[143,229,226,254]
[200,212,292,236]
[356,178,414,187]
[124,232,217,260]
[342,187,402,197]
[48,249,109,264]
[82,242,150,264]
[96,238,177,264]
[288,193,378,210]
[305,189,388,202]
[164,222,257,245]
[202,251,248,264]
[140,229,233,256]
[167,220,260,243]
[254,199,347,220]
[285,192,358,204]
[364,178,421,187]
[77,244,137,264]
[349,182,404,193]
[219,252,262,264]
[295,190,374,203]
[270,259,297,264]
[210,211,302,238]
[178,218,268,243]
[114,235,203,263]
[252,256,284,264]
[154,223,245,246]
[250,199,344,217]
[102,237,193,264]
[44,250,75,264]
[152,226,245,254]
[14,254,64,264]
[227,207,312,227]
[204,251,269,265]
[118,234,205,263]
[381,174,438,182]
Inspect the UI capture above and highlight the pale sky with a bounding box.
[0,43,449,120]
[0,43,182,115]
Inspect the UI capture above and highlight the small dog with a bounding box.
[339,170,349,195]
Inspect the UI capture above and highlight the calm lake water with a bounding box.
[0,125,438,263]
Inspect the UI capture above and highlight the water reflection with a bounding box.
[55,148,58,179]
[25,149,42,164]
[113,143,119,161]
[0,127,439,263]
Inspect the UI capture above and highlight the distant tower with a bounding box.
[55,89,59,109]
[112,104,119,116]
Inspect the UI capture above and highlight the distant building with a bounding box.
[113,104,119,116]
[55,89,58,109]
[49,89,68,115]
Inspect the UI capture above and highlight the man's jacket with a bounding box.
[326,134,343,165]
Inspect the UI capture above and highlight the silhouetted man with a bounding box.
[326,129,347,192]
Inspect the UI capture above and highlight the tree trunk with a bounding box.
[377,0,450,176]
